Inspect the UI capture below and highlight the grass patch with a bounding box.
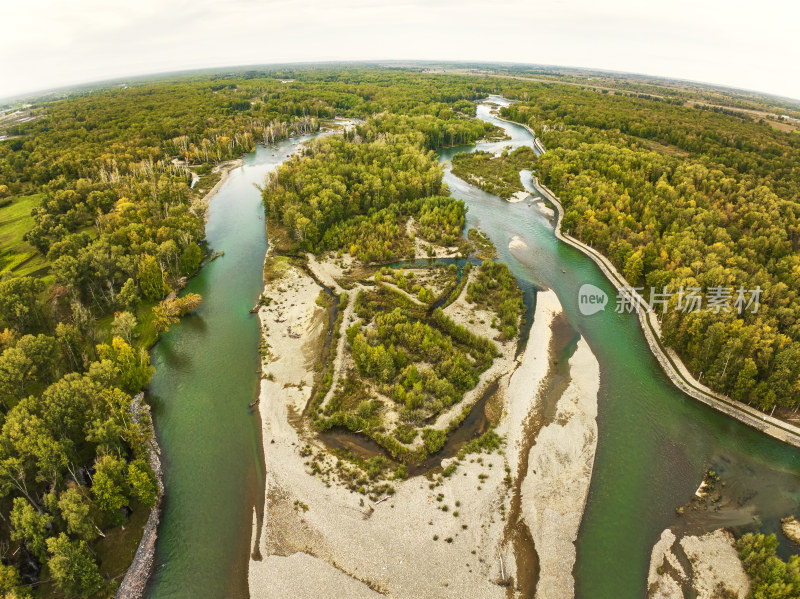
[468,229,496,259]
[457,429,503,459]
[0,193,50,277]
[263,255,290,283]
[93,502,150,593]
[264,219,294,254]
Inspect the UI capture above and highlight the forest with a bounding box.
[262,126,485,260]
[737,533,800,598]
[501,87,800,412]
[0,68,515,596]
[0,64,798,595]
[263,134,453,259]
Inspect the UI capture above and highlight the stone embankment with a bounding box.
[529,137,800,450]
[115,393,165,599]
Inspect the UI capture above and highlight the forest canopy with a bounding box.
[0,65,799,594]
[501,86,800,412]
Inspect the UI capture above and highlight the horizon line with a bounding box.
[3,59,800,108]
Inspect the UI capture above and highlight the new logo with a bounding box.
[578,284,608,315]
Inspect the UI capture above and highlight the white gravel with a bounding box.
[520,337,601,599]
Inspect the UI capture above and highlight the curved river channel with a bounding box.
[145,103,800,598]
[145,135,319,598]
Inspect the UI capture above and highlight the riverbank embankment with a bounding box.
[115,394,165,599]
[529,148,800,450]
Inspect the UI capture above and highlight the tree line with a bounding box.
[501,86,800,412]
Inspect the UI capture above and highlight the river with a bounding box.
[145,136,317,598]
[439,96,800,597]
[144,101,800,599]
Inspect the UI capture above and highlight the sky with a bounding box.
[2,0,799,101]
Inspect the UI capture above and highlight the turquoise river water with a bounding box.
[144,104,800,598]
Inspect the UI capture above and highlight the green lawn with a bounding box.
[0,193,50,278]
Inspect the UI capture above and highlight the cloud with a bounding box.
[1,0,799,100]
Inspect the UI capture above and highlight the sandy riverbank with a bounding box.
[499,289,560,472]
[192,158,243,221]
[249,252,598,597]
[521,337,600,599]
[647,528,749,599]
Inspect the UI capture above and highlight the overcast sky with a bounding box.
[2,0,799,101]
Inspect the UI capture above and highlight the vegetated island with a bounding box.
[248,115,602,598]
[451,146,538,202]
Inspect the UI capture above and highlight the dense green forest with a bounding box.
[262,134,458,260]
[501,87,800,412]
[1,64,799,594]
[450,146,537,199]
[737,533,800,598]
[0,68,510,595]
[261,101,496,260]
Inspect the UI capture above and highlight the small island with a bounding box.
[451,146,538,201]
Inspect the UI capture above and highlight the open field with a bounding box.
[0,193,50,278]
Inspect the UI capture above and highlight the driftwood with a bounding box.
[361,495,391,520]
[497,554,511,587]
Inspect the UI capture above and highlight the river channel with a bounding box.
[145,100,800,598]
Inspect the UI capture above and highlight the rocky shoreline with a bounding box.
[647,528,749,599]
[782,516,800,545]
[115,394,165,599]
